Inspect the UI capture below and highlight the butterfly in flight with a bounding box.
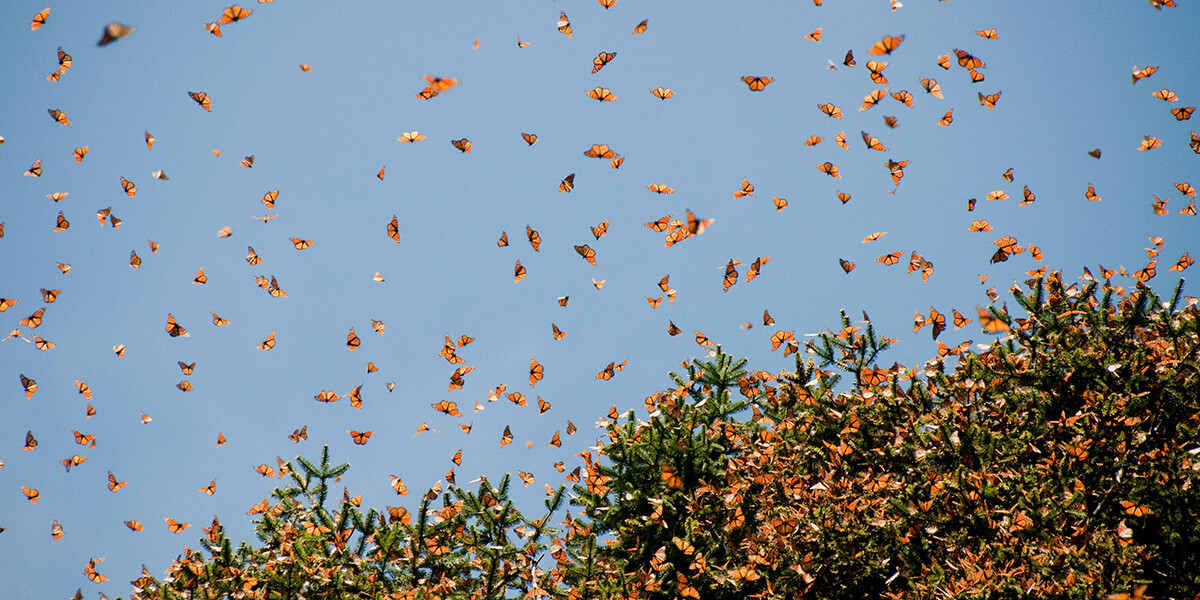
[741,76,774,91]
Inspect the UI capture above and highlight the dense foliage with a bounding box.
[124,272,1200,600]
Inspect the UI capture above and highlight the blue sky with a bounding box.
[2,1,1198,597]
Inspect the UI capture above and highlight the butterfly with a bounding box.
[108,471,128,491]
[526,226,542,251]
[843,49,856,68]
[177,380,193,392]
[978,91,1001,109]
[241,155,255,168]
[22,158,43,178]
[299,63,311,71]
[695,330,715,346]
[206,22,223,36]
[559,173,576,193]
[192,268,207,285]
[592,52,617,73]
[557,11,572,37]
[587,87,617,102]
[969,220,993,232]
[954,49,985,69]
[255,464,275,477]
[733,178,755,198]
[860,89,887,111]
[575,245,597,265]
[723,259,741,291]
[866,60,889,84]
[521,132,538,146]
[47,47,72,81]
[165,314,189,337]
[977,28,998,39]
[178,362,196,375]
[98,22,136,45]
[53,212,69,232]
[451,138,472,153]
[1153,88,1177,101]
[31,7,50,30]
[651,87,675,100]
[165,518,190,533]
[804,135,823,146]
[916,76,943,99]
[48,108,72,127]
[937,53,951,70]
[500,425,514,447]
[861,131,888,151]
[219,5,252,23]
[1192,131,1200,154]
[346,328,361,351]
[591,220,609,239]
[1173,107,1195,121]
[398,131,426,143]
[289,237,314,249]
[415,86,439,99]
[741,76,774,91]
[816,162,841,178]
[516,35,530,48]
[348,430,374,445]
[529,357,544,386]
[869,35,904,55]
[433,400,461,417]
[258,331,277,350]
[199,479,217,495]
[611,153,623,167]
[838,190,852,204]
[986,190,1009,201]
[938,109,954,127]
[804,26,822,41]
[892,90,914,107]
[1132,65,1158,83]
[633,19,648,34]
[1138,136,1162,151]
[876,251,903,265]
[772,196,788,211]
[969,68,985,83]
[1086,183,1101,202]
[423,75,459,91]
[189,91,213,111]
[124,520,144,532]
[73,146,89,163]
[1170,253,1194,272]
[558,296,569,307]
[839,259,856,273]
[120,177,137,198]
[386,215,401,243]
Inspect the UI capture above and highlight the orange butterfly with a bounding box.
[557,11,572,37]
[451,138,471,153]
[804,135,823,146]
[516,35,530,48]
[647,183,675,194]
[348,430,374,445]
[818,103,844,118]
[976,28,998,39]
[861,131,888,151]
[843,49,856,67]
[866,60,889,84]
[1153,89,1177,101]
[165,518,190,533]
[592,51,617,73]
[919,76,943,99]
[1138,136,1162,151]
[423,75,459,91]
[938,109,954,127]
[189,91,212,111]
[969,220,993,231]
[415,86,439,99]
[741,76,773,91]
[892,90,914,107]
[206,22,223,36]
[120,177,137,199]
[241,155,255,168]
[522,132,538,145]
[165,314,189,338]
[199,480,217,495]
[499,425,514,447]
[527,226,541,251]
[315,390,338,403]
[862,231,887,243]
[108,471,128,492]
[178,361,196,375]
[433,400,461,416]
[954,49,985,69]
[48,108,71,126]
[347,328,360,351]
[591,220,609,239]
[73,146,89,164]
[723,259,740,291]
[868,35,904,55]
[651,87,675,100]
[289,237,314,249]
[1085,183,1101,202]
[876,251,903,265]
[860,89,887,111]
[177,380,193,392]
[587,87,617,102]
[219,5,252,23]
[884,115,899,128]
[773,196,788,211]
[1173,107,1195,121]
[816,162,841,178]
[633,19,648,34]
[32,7,50,30]
[497,231,509,246]
[839,189,852,204]
[258,331,276,350]
[54,212,69,232]
[1131,65,1158,84]
[193,268,207,284]
[529,357,544,386]
[937,53,951,70]
[560,173,576,192]
[575,245,596,265]
[388,215,400,243]
[255,464,275,477]
[551,323,567,340]
[398,131,426,143]
[611,155,624,169]
[130,251,142,268]
[978,91,1001,109]
[733,178,755,198]
[839,259,855,273]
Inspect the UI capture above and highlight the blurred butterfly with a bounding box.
[199,480,216,495]
[978,91,1001,109]
[516,35,530,48]
[938,109,954,127]
[804,135,823,146]
[219,5,252,23]
[592,52,617,73]
[451,138,471,153]
[868,35,904,55]
[521,132,538,145]
[892,90,914,107]
[1131,65,1158,84]
[611,155,625,169]
[1191,131,1200,154]
[192,268,207,284]
[937,53,951,70]
[861,131,888,151]
[120,177,137,198]
[423,75,459,91]
[31,7,50,30]
[241,155,255,167]
[558,296,569,307]
[651,87,675,100]
[741,76,774,91]
[884,115,898,128]
[125,520,143,531]
[415,86,438,99]
[499,425,514,447]
[348,430,374,445]
[838,190,852,203]
[206,22,223,36]
[299,63,311,71]
[165,314,189,337]
[860,89,887,110]
[177,381,193,391]
[189,91,212,111]
[1137,136,1162,151]
[633,19,648,34]
[1153,89,1177,101]
[557,11,572,37]
[977,28,998,39]
[723,259,740,291]
[388,215,400,243]
[48,108,71,125]
[98,22,136,45]
[587,87,617,102]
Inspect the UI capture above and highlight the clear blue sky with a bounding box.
[2,1,1198,596]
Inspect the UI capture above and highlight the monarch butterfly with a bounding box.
[22,486,40,503]
[47,47,72,81]
[21,158,43,178]
[772,196,788,211]
[1152,196,1169,216]
[559,173,576,192]
[346,328,360,351]
[189,91,212,111]
[843,49,856,68]
[299,63,311,71]
[289,237,314,249]
[816,162,841,178]
[521,132,538,145]
[177,380,193,391]
[839,258,856,273]
[694,330,714,347]
[521,226,540,251]
[978,91,1001,109]
[938,109,954,127]
[969,219,993,231]
[98,22,136,45]
[838,190,851,204]
[178,361,196,375]
[124,520,144,531]
[191,268,207,285]
[587,87,617,102]
[433,400,461,416]
[651,87,675,99]
[58,262,71,273]
[73,146,89,163]
[928,307,947,340]
[937,53,951,70]
[1181,199,1198,215]
[348,430,374,445]
[24,429,39,450]
[219,5,252,23]
[592,52,617,73]
[954,49,985,69]
[661,465,683,489]
[398,131,426,143]
[868,35,904,55]
[1137,136,1162,151]
[877,251,903,265]
[451,138,471,153]
[497,231,509,246]
[414,86,439,99]
[165,518,190,533]
[741,76,774,91]
[198,479,217,495]
[387,215,400,243]
[315,390,338,403]
[255,464,274,477]
[557,11,572,37]
[245,246,263,265]
[804,135,823,146]
[732,177,755,198]
[863,231,886,243]
[120,177,137,198]
[287,426,306,443]
[866,60,888,84]
[1173,107,1195,121]
[1153,89,1177,101]
[258,331,276,350]
[558,296,569,306]
[770,330,795,351]
[860,89,887,111]
[530,357,544,386]
[423,75,459,91]
[1170,253,1195,271]
[976,28,998,39]
[46,108,72,126]
[1121,500,1153,517]
[1192,131,1200,154]
[986,190,1009,201]
[32,7,50,30]
[861,131,888,151]
[506,391,526,406]
[370,319,386,335]
[499,425,514,447]
[516,35,530,48]
[884,115,899,128]
[584,144,616,158]
[165,314,189,337]
[1086,183,1101,202]
[205,22,223,36]
[108,471,128,491]
[514,260,526,282]
[916,76,943,99]
[647,296,663,307]
[591,220,609,239]
[549,430,562,447]
[891,90,914,107]
[1132,65,1158,83]
[723,259,740,291]
[52,211,69,232]
[633,19,648,34]
[611,156,623,168]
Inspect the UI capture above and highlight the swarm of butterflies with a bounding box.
[2,0,1197,596]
